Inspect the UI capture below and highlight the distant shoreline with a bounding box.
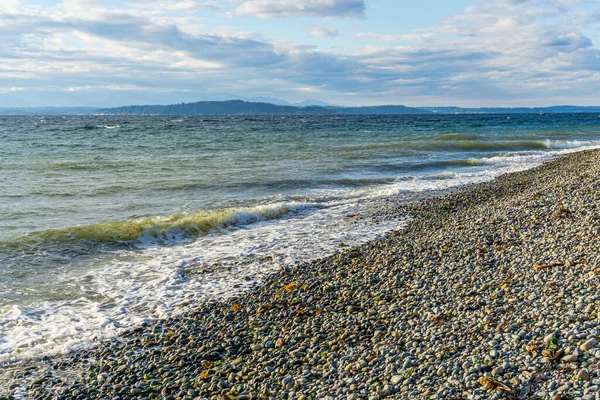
[2,100,600,115]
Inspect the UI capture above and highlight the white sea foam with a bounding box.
[373,142,600,196]
[0,198,402,364]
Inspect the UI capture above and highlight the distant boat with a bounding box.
[540,111,544,115]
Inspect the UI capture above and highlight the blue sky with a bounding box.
[0,0,599,107]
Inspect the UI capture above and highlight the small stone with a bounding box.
[390,375,402,385]
[544,333,557,346]
[231,357,243,366]
[163,345,176,353]
[563,354,580,363]
[557,384,570,393]
[577,370,590,381]
[379,384,393,396]
[581,339,599,351]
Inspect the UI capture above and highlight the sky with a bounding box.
[0,0,599,107]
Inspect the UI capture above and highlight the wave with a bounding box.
[424,140,551,151]
[549,140,600,150]
[147,177,397,193]
[11,202,319,247]
[47,161,138,171]
[436,133,481,140]
[416,158,484,169]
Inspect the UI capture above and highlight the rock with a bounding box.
[231,357,244,366]
[563,354,579,363]
[581,339,599,351]
[379,384,393,396]
[390,375,402,385]
[163,345,176,353]
[544,333,557,346]
[577,369,590,381]
[558,384,572,394]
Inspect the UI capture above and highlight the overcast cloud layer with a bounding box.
[0,0,598,107]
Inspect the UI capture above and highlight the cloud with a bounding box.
[232,0,365,19]
[0,0,599,107]
[354,32,397,42]
[308,26,339,37]
[126,0,221,11]
[0,86,25,94]
[64,84,192,92]
[0,0,20,12]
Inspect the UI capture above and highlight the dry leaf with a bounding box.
[283,282,299,292]
[479,376,514,393]
[534,262,565,270]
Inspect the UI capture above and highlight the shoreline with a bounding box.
[9,148,600,399]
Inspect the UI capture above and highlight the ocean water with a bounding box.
[1,113,600,372]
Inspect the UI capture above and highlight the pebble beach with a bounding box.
[12,148,600,399]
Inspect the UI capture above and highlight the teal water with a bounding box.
[1,113,599,365]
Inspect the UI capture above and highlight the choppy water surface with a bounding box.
[1,113,599,370]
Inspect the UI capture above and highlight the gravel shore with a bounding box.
[13,149,600,399]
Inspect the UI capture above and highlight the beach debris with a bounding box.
[552,206,573,219]
[533,262,565,269]
[479,376,515,394]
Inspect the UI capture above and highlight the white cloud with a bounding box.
[354,32,398,42]
[232,0,365,19]
[0,0,20,12]
[64,84,192,92]
[127,0,221,11]
[0,86,25,94]
[294,86,322,93]
[308,26,339,37]
[0,0,599,107]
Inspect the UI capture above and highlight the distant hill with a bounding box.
[97,100,431,115]
[2,102,599,116]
